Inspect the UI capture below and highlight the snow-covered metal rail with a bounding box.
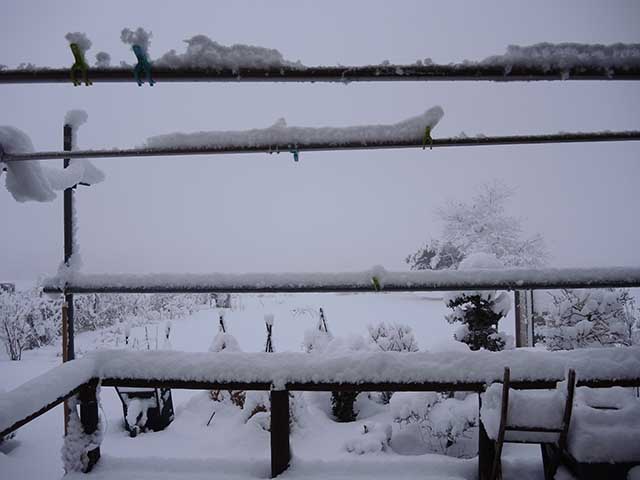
[3,131,639,163]
[1,64,640,84]
[42,266,640,294]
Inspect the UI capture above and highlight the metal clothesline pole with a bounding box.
[2,131,639,163]
[1,64,640,84]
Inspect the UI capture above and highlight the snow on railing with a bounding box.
[2,130,639,164]
[94,347,640,390]
[42,266,640,294]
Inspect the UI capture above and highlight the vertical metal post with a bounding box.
[514,291,523,348]
[63,124,75,361]
[526,290,535,347]
[79,380,101,472]
[477,393,494,480]
[270,389,290,477]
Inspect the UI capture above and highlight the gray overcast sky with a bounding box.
[1,0,639,280]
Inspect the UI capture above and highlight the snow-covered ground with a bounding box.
[0,293,547,480]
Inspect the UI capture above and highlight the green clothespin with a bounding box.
[289,148,299,162]
[422,125,433,150]
[69,43,92,86]
[132,45,155,86]
[371,276,381,292]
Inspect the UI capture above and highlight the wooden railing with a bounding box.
[2,348,639,478]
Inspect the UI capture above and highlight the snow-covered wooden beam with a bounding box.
[42,266,640,294]
[3,131,639,163]
[1,64,640,84]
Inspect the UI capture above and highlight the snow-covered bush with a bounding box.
[0,288,60,359]
[344,422,392,454]
[209,311,245,407]
[406,182,547,270]
[367,322,418,403]
[538,288,638,350]
[391,392,478,457]
[444,253,512,351]
[368,322,419,353]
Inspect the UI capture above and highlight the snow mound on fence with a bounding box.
[121,27,152,55]
[0,126,55,202]
[481,43,640,75]
[145,106,444,150]
[155,34,304,70]
[1,116,105,202]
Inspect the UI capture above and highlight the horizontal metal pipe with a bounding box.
[1,64,640,84]
[3,131,639,163]
[42,266,640,294]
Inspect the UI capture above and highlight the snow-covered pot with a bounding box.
[115,387,174,437]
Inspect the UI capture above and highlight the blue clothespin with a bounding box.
[289,148,299,162]
[132,45,154,86]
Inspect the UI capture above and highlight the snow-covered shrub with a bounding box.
[538,288,638,350]
[302,307,333,353]
[0,288,60,359]
[368,322,419,353]
[367,322,419,403]
[444,253,512,351]
[209,311,244,407]
[391,392,477,457]
[406,182,548,270]
[344,422,392,454]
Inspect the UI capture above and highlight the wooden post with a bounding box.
[478,393,494,480]
[270,389,290,478]
[63,123,75,362]
[79,381,100,472]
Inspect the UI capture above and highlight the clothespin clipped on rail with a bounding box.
[69,43,92,86]
[289,147,299,162]
[132,45,155,86]
[422,125,433,150]
[371,276,382,292]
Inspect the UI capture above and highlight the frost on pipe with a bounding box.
[42,266,640,294]
[145,107,444,150]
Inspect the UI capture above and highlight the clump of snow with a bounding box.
[264,313,274,326]
[344,422,392,454]
[94,52,111,68]
[0,126,55,202]
[154,34,304,70]
[120,27,152,55]
[481,43,640,76]
[1,119,104,203]
[145,106,444,150]
[65,32,92,53]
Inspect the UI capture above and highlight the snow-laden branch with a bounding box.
[42,266,640,294]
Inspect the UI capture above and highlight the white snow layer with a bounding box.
[154,34,304,70]
[65,32,92,53]
[145,107,444,150]
[95,52,111,68]
[481,43,640,74]
[568,387,640,462]
[0,121,105,202]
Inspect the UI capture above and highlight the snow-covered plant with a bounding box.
[368,322,419,353]
[407,181,547,270]
[0,288,60,360]
[209,311,244,407]
[368,322,419,403]
[391,392,477,457]
[302,307,333,353]
[444,253,512,352]
[344,422,392,454]
[538,288,638,350]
